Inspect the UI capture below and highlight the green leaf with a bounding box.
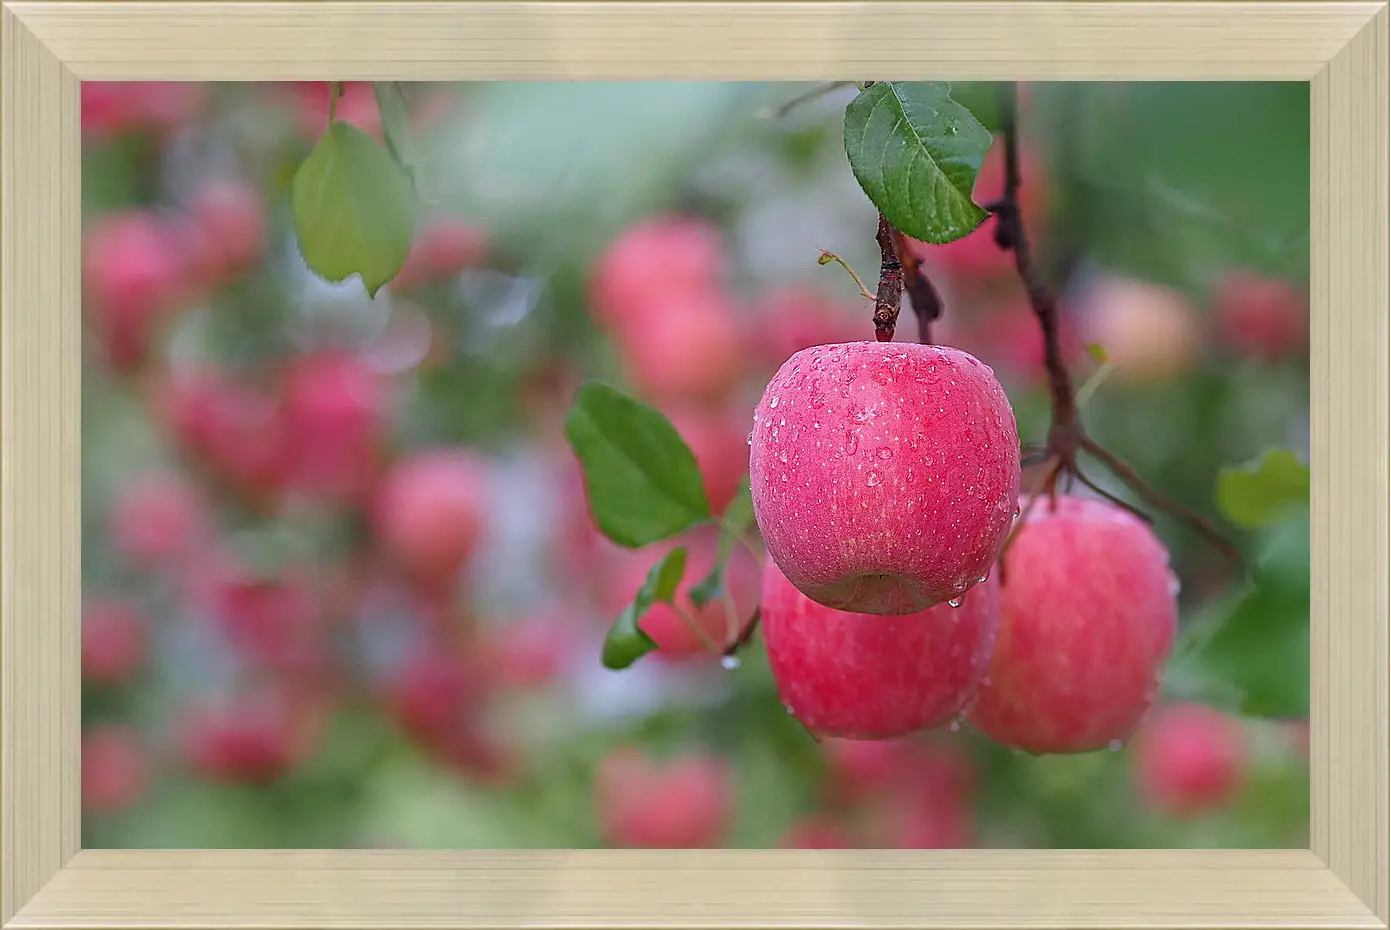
[291,121,416,297]
[843,81,993,244]
[689,479,753,610]
[372,82,421,191]
[941,82,1005,134]
[1085,343,1109,365]
[563,382,712,548]
[1172,508,1309,718]
[602,547,688,670]
[1216,448,1310,528]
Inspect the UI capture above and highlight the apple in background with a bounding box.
[616,290,747,406]
[595,747,733,848]
[82,597,147,686]
[280,350,387,504]
[82,725,150,816]
[860,790,976,849]
[382,648,485,748]
[589,216,726,330]
[820,737,916,801]
[282,81,384,140]
[210,570,325,678]
[178,693,311,785]
[754,286,864,370]
[1077,275,1202,383]
[968,495,1178,755]
[1212,270,1308,363]
[478,614,573,691]
[108,471,208,569]
[762,559,999,740]
[1288,719,1310,759]
[373,449,489,592]
[83,210,190,373]
[392,218,489,292]
[606,528,762,659]
[81,81,207,140]
[749,342,1020,615]
[664,404,751,515]
[186,179,267,285]
[1130,703,1250,817]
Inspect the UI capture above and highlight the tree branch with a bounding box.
[890,227,942,344]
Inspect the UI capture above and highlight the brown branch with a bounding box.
[873,214,904,342]
[722,608,761,658]
[1080,437,1243,567]
[889,227,942,344]
[989,81,1241,573]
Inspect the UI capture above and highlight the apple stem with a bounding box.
[872,214,904,342]
[722,608,761,659]
[989,82,1243,574]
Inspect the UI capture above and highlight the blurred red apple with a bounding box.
[108,471,208,569]
[186,179,267,284]
[373,448,489,591]
[83,210,190,372]
[595,747,733,848]
[393,219,488,292]
[280,350,387,504]
[82,725,150,816]
[1130,703,1250,817]
[1213,270,1308,363]
[616,290,747,406]
[82,597,147,686]
[590,216,726,330]
[1078,275,1201,383]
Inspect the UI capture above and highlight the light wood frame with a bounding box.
[2,2,1386,927]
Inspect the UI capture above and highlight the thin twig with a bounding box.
[765,81,854,119]
[722,608,761,658]
[818,250,876,302]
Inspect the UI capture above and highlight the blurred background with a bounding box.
[81,81,1310,850]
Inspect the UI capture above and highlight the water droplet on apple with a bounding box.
[1107,739,1124,752]
[866,472,881,487]
[778,452,788,463]
[721,655,741,670]
[846,435,859,456]
[948,596,964,608]
[1167,573,1181,598]
[876,447,892,460]
[746,432,753,446]
[770,397,779,408]
[812,422,820,429]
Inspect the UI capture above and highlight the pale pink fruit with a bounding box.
[595,747,733,848]
[374,449,489,589]
[968,495,1179,754]
[1131,703,1250,817]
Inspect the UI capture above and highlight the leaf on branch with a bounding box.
[372,82,422,192]
[291,121,416,297]
[602,547,688,670]
[689,479,754,609]
[843,81,992,245]
[563,382,712,548]
[1215,448,1310,528]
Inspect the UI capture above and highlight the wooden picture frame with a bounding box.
[3,2,1386,927]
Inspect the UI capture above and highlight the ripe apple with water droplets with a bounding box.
[749,342,1020,615]
[761,558,999,739]
[967,495,1179,754]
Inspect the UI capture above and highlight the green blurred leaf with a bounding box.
[1086,343,1109,365]
[563,382,712,548]
[602,547,687,670]
[1216,448,1310,528]
[843,81,992,244]
[291,121,416,297]
[691,480,754,609]
[1179,508,1310,718]
[372,82,421,191]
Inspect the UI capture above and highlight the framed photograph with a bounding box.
[2,2,1385,928]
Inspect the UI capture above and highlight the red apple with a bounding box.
[210,570,324,677]
[179,695,306,785]
[762,559,999,739]
[373,449,489,590]
[186,179,267,284]
[589,216,725,329]
[750,342,1020,615]
[1130,703,1250,817]
[82,725,149,815]
[108,471,208,569]
[968,495,1178,754]
[478,614,573,690]
[280,350,386,503]
[83,210,189,372]
[616,290,746,405]
[382,648,484,747]
[81,82,206,140]
[595,747,733,848]
[82,597,147,686]
[1213,270,1308,363]
[755,287,865,369]
[393,219,488,292]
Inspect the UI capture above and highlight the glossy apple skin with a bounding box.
[761,558,999,740]
[750,342,1020,615]
[967,495,1179,754]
